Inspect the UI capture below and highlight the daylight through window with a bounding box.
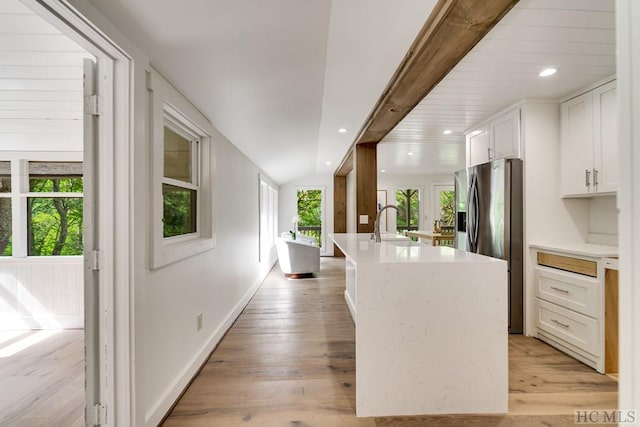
[162,121,199,238]
[0,160,83,257]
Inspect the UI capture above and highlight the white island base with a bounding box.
[332,233,508,417]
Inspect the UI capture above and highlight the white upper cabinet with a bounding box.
[466,108,521,167]
[468,127,490,167]
[561,91,594,195]
[593,81,618,193]
[492,108,521,160]
[560,80,617,196]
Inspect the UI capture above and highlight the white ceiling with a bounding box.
[84,0,616,183]
[378,0,616,174]
[86,0,435,184]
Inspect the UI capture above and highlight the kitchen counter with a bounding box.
[529,242,618,258]
[331,233,508,417]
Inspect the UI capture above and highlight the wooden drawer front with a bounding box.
[534,267,599,317]
[535,299,599,356]
[537,252,597,277]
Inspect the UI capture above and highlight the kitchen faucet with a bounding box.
[373,204,399,242]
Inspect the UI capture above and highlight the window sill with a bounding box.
[151,235,216,269]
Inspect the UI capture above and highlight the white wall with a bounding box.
[616,0,640,413]
[588,195,618,244]
[0,257,83,329]
[377,172,454,233]
[60,1,279,424]
[521,102,590,334]
[279,173,334,256]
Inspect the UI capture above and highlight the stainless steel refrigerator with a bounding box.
[454,158,523,333]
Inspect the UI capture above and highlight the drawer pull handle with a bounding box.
[551,318,570,329]
[550,286,569,294]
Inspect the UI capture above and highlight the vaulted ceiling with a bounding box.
[85,0,616,184]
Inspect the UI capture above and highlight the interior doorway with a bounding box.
[0,0,110,424]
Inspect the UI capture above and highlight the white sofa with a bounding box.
[276,233,320,277]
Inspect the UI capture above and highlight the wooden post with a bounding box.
[355,143,377,234]
[333,175,346,257]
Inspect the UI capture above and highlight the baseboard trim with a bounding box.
[146,257,278,426]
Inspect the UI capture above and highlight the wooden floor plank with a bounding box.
[163,258,618,426]
[0,329,84,427]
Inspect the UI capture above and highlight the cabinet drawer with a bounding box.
[537,252,597,277]
[534,266,599,317]
[534,298,599,356]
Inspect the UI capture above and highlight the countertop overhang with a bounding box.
[331,233,506,266]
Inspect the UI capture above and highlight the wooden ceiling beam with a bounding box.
[352,0,519,145]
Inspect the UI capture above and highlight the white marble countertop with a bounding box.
[331,233,504,265]
[529,241,618,258]
[332,232,508,416]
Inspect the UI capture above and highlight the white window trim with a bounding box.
[432,183,454,225]
[259,177,279,263]
[0,157,84,258]
[148,70,215,269]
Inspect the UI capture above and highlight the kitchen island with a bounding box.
[331,233,508,417]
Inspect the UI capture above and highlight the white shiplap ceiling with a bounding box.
[378,0,616,174]
[0,0,88,152]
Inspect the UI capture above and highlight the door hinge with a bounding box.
[84,94,103,116]
[87,403,106,426]
[89,250,101,271]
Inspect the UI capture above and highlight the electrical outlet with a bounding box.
[196,313,203,331]
[359,214,368,224]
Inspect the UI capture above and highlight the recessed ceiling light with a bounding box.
[443,129,452,135]
[539,68,557,77]
[380,169,386,173]
[325,161,331,165]
[407,152,415,156]
[338,128,347,133]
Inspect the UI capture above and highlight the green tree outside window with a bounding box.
[296,189,322,247]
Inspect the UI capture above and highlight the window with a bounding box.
[148,70,214,268]
[28,162,83,256]
[434,185,455,227]
[0,161,11,256]
[0,160,83,258]
[162,121,199,238]
[396,189,419,232]
[296,189,323,248]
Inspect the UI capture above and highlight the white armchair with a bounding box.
[276,233,320,278]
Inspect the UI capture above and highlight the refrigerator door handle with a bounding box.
[467,173,479,252]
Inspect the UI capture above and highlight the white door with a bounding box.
[561,91,594,195]
[83,58,103,426]
[593,80,618,193]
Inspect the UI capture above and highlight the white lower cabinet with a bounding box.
[533,250,605,373]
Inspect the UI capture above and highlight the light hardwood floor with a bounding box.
[0,329,84,427]
[163,258,618,427]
